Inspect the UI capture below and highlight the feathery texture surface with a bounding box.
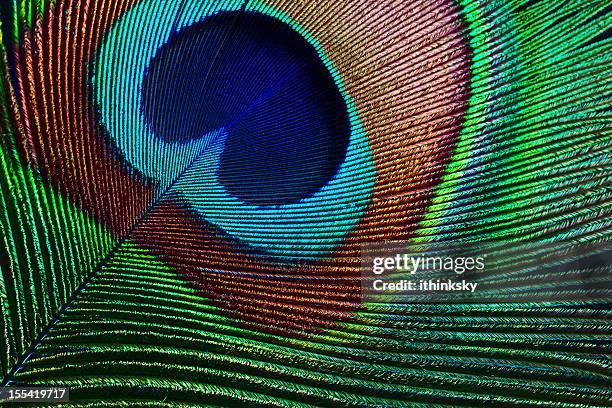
[0,0,611,406]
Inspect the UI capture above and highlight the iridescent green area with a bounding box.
[418,0,612,242]
[0,137,115,376]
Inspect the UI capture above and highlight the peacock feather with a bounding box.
[0,0,611,406]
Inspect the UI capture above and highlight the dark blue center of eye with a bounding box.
[141,11,350,206]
